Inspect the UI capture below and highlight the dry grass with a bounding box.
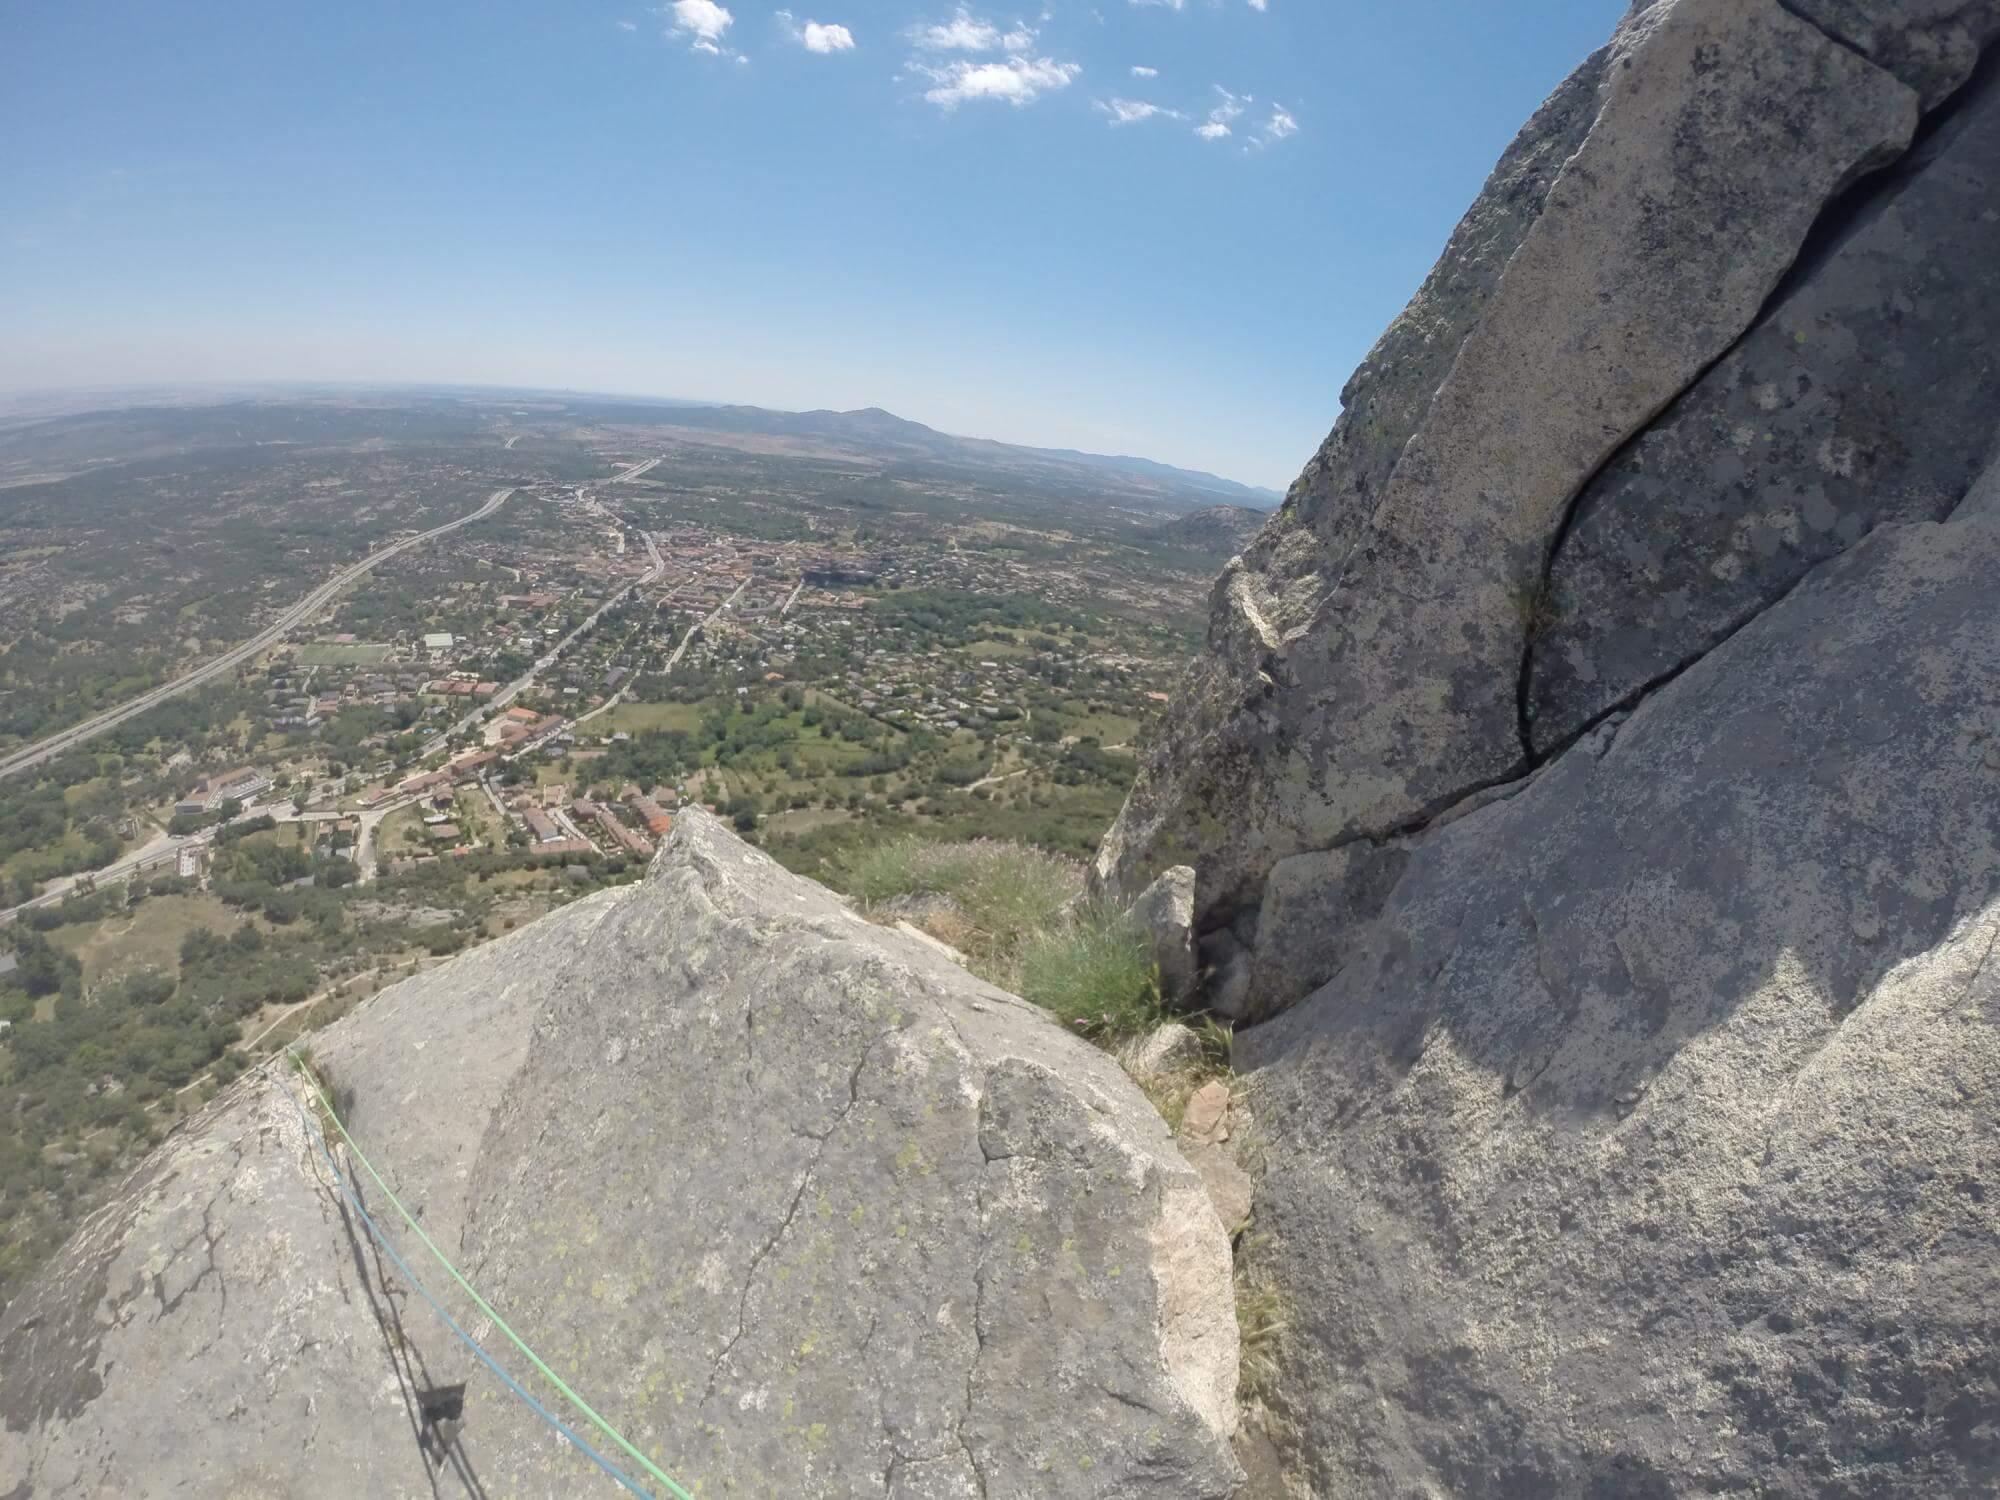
[51,893,245,986]
[288,1045,355,1136]
[1511,578,1560,637]
[1233,1223,1293,1407]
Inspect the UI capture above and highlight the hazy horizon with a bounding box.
[0,377,1294,493]
[2,0,1622,490]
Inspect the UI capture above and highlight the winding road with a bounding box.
[0,487,518,782]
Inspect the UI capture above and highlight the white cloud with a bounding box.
[912,8,1032,51]
[1129,0,1186,8]
[905,10,1072,107]
[1130,64,1157,77]
[1248,0,1268,9]
[1257,104,1298,145]
[778,10,856,52]
[1095,96,1183,126]
[916,53,1080,108]
[616,18,639,31]
[669,0,736,54]
[1196,86,1247,140]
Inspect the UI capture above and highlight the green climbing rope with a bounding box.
[287,1048,698,1500]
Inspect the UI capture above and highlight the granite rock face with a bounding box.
[1089,0,2000,1492]
[1528,57,2000,754]
[0,811,1240,1499]
[1786,0,2000,103]
[1099,0,2000,1030]
[1239,486,2000,1497]
[1096,0,1918,963]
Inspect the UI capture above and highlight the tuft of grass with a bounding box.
[1510,578,1560,638]
[1192,1016,1234,1070]
[834,836,934,906]
[838,837,1078,945]
[837,836,1077,963]
[1016,901,1164,1044]
[289,1046,336,1134]
[835,838,1166,1047]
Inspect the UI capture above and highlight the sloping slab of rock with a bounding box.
[0,811,1240,1499]
[0,1081,452,1500]
[1237,494,2000,1496]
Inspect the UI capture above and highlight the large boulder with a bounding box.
[0,811,1240,1499]
[1239,481,2000,1496]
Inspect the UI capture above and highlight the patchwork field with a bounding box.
[297,641,393,666]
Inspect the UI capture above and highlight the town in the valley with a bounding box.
[0,393,1266,1296]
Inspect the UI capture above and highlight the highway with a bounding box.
[0,486,518,783]
[609,456,661,483]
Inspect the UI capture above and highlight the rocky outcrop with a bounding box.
[1786,0,2000,103]
[1097,0,1920,984]
[1239,475,2000,1496]
[1098,0,2000,1029]
[1093,0,2000,1491]
[1126,865,1198,1002]
[0,811,1240,1498]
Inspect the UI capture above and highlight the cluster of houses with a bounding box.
[485,705,567,750]
[511,782,673,862]
[261,661,427,733]
[426,676,499,699]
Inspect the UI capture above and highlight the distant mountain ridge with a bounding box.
[647,401,1283,507]
[0,384,1284,509]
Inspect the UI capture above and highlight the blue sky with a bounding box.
[1,0,1622,488]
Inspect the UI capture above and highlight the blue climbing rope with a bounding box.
[276,1068,661,1500]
